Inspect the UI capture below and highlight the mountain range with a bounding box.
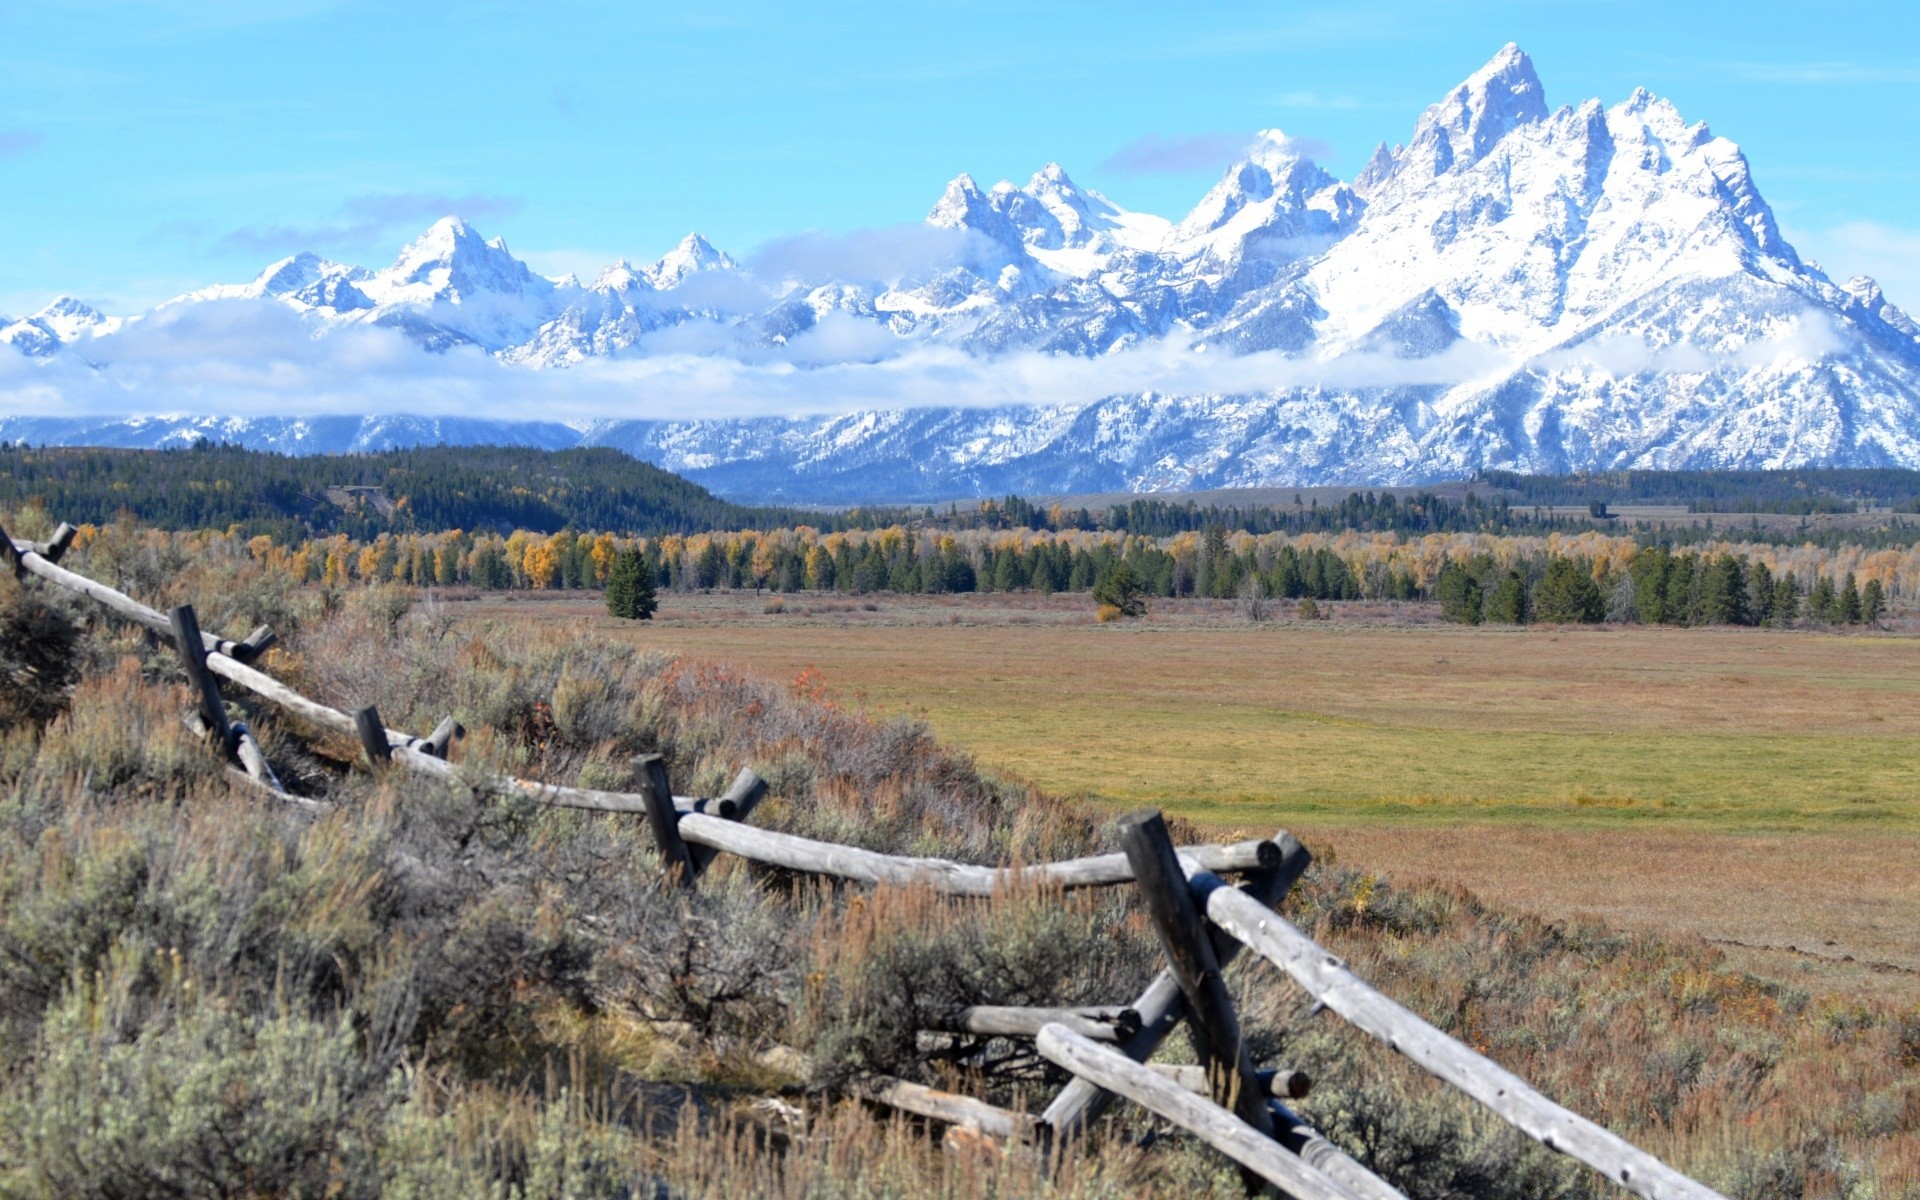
[6,43,1920,503]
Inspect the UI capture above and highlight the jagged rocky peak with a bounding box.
[1171,130,1359,263]
[1353,142,1399,196]
[1398,42,1548,178]
[644,233,738,289]
[926,172,1021,245]
[373,215,545,300]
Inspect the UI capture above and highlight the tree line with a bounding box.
[1478,466,1920,513]
[0,442,814,538]
[1436,548,1886,626]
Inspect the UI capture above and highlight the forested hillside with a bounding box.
[0,442,802,538]
[1478,467,1920,513]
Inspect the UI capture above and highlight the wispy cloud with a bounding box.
[1724,61,1920,85]
[0,131,42,156]
[1273,91,1365,110]
[1098,132,1256,178]
[211,192,522,258]
[0,295,1856,426]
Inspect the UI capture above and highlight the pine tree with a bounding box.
[605,548,657,620]
[1700,554,1749,625]
[1092,562,1148,617]
[1487,570,1529,624]
[1435,562,1483,625]
[1809,575,1837,621]
[1534,556,1605,623]
[1862,578,1885,624]
[1839,573,1863,623]
[1747,560,1775,625]
[1774,572,1801,624]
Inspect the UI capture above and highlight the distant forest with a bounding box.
[1478,467,1920,514]
[8,441,1920,548]
[0,442,809,539]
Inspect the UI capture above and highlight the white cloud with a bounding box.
[1787,221,1920,313]
[0,295,1857,427]
[1098,132,1258,178]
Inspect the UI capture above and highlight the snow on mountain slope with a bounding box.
[7,43,1920,500]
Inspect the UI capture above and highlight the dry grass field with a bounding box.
[466,590,1920,1005]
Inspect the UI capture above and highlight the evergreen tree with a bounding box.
[1700,554,1749,625]
[1747,559,1775,625]
[1533,556,1605,623]
[1809,575,1837,621]
[1839,573,1863,623]
[1092,562,1148,617]
[605,547,657,620]
[1435,562,1484,625]
[1862,578,1885,624]
[1774,572,1801,624]
[1487,570,1529,624]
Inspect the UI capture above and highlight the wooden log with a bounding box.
[230,624,276,664]
[169,606,232,750]
[926,1005,1140,1042]
[10,538,276,664]
[1270,1100,1410,1200]
[353,706,392,770]
[690,767,768,875]
[43,523,76,564]
[671,810,1276,897]
[1150,1064,1313,1101]
[634,754,697,890]
[1195,879,1730,1200]
[422,715,464,759]
[1117,809,1275,1165]
[1035,1024,1363,1200]
[1042,831,1311,1141]
[848,1075,1037,1141]
[184,711,328,816]
[230,721,285,793]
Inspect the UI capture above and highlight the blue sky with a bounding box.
[3,0,1919,317]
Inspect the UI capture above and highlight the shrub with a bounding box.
[0,578,81,731]
[0,959,390,1200]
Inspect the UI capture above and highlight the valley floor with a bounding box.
[470,588,1920,1004]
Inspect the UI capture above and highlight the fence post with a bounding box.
[353,706,392,772]
[689,767,768,877]
[169,605,233,752]
[1044,830,1309,1142]
[230,624,277,663]
[1116,809,1275,1155]
[634,753,697,890]
[43,523,77,564]
[0,519,23,579]
[422,715,465,759]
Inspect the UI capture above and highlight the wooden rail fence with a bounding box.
[3,518,1731,1200]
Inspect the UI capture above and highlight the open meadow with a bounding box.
[477,589,1920,1006]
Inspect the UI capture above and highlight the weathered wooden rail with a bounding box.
[3,518,1732,1200]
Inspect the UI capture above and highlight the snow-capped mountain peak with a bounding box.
[643,233,737,289]
[0,296,120,357]
[364,216,548,305]
[1397,41,1548,180]
[1169,129,1359,269]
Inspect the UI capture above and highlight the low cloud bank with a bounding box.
[0,297,1851,424]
